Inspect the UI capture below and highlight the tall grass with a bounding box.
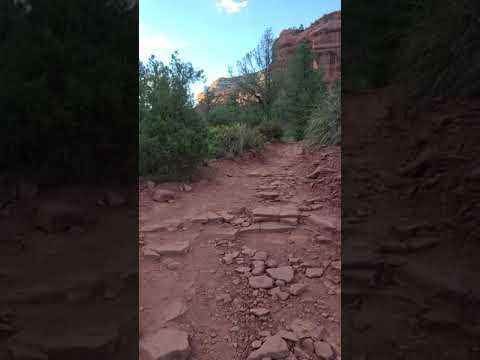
[208,124,266,159]
[305,81,341,146]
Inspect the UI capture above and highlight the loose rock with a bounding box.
[266,266,294,283]
[250,308,270,317]
[145,240,190,256]
[289,283,307,296]
[314,341,335,360]
[247,335,290,360]
[276,330,298,342]
[152,189,175,202]
[305,268,325,278]
[254,251,268,261]
[252,261,266,275]
[140,328,191,360]
[249,276,274,289]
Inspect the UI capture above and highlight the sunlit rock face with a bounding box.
[197,11,341,110]
[272,11,341,84]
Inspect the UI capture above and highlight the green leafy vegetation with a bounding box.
[207,124,266,159]
[276,43,327,140]
[141,23,341,179]
[0,0,137,182]
[201,31,331,145]
[139,54,208,180]
[255,119,284,142]
[343,0,480,99]
[306,80,341,146]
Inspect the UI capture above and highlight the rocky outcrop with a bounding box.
[197,11,341,109]
[272,11,340,83]
[196,77,240,109]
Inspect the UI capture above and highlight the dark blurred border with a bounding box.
[342,0,480,359]
[0,1,138,359]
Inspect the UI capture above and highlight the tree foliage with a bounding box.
[0,0,138,182]
[139,54,208,179]
[281,43,326,140]
[234,28,278,116]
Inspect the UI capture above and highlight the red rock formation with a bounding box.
[273,11,341,83]
[197,11,341,110]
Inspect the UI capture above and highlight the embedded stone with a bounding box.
[266,266,294,283]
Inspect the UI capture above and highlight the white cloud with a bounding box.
[216,0,248,14]
[139,23,189,63]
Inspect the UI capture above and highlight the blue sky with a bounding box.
[139,0,341,97]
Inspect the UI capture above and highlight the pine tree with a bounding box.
[283,43,326,140]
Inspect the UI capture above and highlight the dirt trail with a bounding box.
[139,142,341,360]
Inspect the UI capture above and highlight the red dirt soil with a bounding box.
[139,142,341,360]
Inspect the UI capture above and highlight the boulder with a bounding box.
[152,189,175,202]
[247,335,290,360]
[140,329,191,360]
[267,266,294,283]
[314,341,335,360]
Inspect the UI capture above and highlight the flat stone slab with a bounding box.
[239,222,293,234]
[205,226,239,241]
[306,214,340,232]
[260,222,294,233]
[256,192,280,200]
[141,218,185,232]
[289,319,325,340]
[140,328,191,360]
[191,211,224,224]
[249,275,274,289]
[158,298,189,323]
[145,240,190,256]
[247,335,290,360]
[266,266,294,283]
[306,268,325,278]
[251,205,300,220]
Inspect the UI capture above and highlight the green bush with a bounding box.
[204,105,237,126]
[208,124,266,159]
[306,80,341,146]
[256,119,284,142]
[139,54,208,180]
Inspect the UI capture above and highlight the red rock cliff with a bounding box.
[273,11,341,83]
[197,11,341,108]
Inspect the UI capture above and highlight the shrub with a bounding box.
[139,54,208,180]
[305,80,341,146]
[204,105,237,126]
[208,124,266,159]
[256,119,284,142]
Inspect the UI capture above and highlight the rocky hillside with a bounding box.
[197,11,341,107]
